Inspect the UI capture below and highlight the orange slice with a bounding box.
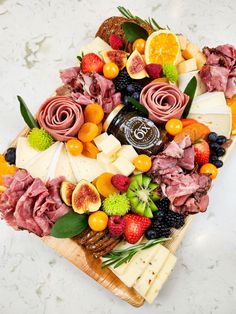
[226,95,236,135]
[145,30,180,65]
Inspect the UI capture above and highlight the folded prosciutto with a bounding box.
[140,82,189,123]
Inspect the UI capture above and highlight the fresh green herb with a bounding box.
[51,211,88,238]
[17,95,39,129]
[102,237,171,268]
[118,6,166,31]
[182,76,197,118]
[122,22,148,42]
[128,96,149,117]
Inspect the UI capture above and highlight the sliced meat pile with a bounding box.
[37,96,84,142]
[150,137,212,214]
[140,82,189,123]
[75,227,120,258]
[0,170,70,236]
[58,67,121,113]
[200,44,236,98]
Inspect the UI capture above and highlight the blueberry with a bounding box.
[209,142,220,151]
[5,147,16,165]
[209,154,218,163]
[208,132,218,143]
[123,95,130,106]
[145,229,158,240]
[131,92,140,101]
[216,147,226,157]
[212,159,223,168]
[216,135,227,145]
[126,84,135,94]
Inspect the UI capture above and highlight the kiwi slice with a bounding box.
[127,174,160,218]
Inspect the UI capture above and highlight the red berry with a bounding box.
[81,53,105,74]
[109,34,123,50]
[193,139,210,165]
[111,174,130,192]
[145,64,163,79]
[108,216,125,238]
[124,214,151,244]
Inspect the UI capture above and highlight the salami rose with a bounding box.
[140,82,189,123]
[37,96,84,142]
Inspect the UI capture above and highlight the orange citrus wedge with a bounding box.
[145,30,180,65]
[226,95,236,135]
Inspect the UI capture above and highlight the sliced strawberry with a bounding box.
[81,53,105,74]
[124,214,151,244]
[193,139,210,165]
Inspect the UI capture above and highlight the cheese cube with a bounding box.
[182,42,199,59]
[177,58,197,74]
[176,52,185,65]
[117,145,138,162]
[99,134,121,156]
[97,152,119,174]
[93,132,109,151]
[177,35,188,50]
[195,51,206,70]
[112,156,135,177]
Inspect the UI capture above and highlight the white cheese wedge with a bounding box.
[188,92,232,137]
[145,254,177,304]
[24,142,61,182]
[93,132,109,151]
[112,156,135,177]
[99,134,121,156]
[54,144,76,183]
[67,150,104,182]
[46,142,64,181]
[15,137,40,168]
[117,145,138,162]
[178,71,207,96]
[134,245,170,297]
[80,37,111,57]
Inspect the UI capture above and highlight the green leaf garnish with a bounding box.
[127,96,149,117]
[122,22,148,43]
[50,211,88,238]
[17,95,39,129]
[182,76,197,118]
[102,237,171,269]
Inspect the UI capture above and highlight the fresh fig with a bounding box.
[126,50,148,79]
[72,180,101,214]
[101,49,129,70]
[60,181,76,207]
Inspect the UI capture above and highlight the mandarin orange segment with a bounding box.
[84,103,104,124]
[82,142,100,159]
[78,122,99,143]
[95,172,118,198]
[226,95,236,135]
[174,123,210,143]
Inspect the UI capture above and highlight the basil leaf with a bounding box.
[17,95,39,129]
[182,76,197,118]
[127,97,149,117]
[51,211,88,238]
[122,22,148,43]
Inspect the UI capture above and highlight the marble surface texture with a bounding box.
[0,0,236,313]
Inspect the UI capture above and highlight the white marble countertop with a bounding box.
[0,0,236,313]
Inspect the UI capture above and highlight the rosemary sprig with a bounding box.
[117,6,166,31]
[102,237,171,269]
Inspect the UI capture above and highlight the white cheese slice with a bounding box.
[54,144,76,184]
[117,145,138,162]
[24,142,61,182]
[178,71,207,96]
[145,254,177,304]
[15,137,40,168]
[133,245,170,297]
[67,150,104,182]
[93,132,109,151]
[46,142,64,181]
[80,37,111,58]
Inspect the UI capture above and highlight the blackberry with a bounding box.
[149,220,171,238]
[164,210,185,229]
[153,209,165,221]
[156,198,170,211]
[113,69,133,93]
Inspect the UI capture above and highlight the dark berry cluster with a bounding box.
[208,132,227,168]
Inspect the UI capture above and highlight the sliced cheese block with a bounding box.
[16,137,40,168]
[24,142,61,182]
[93,132,109,151]
[178,71,207,96]
[177,58,197,74]
[195,51,206,70]
[80,37,111,57]
[182,42,199,59]
[99,134,121,157]
[117,145,138,162]
[112,156,135,177]
[145,254,177,304]
[134,245,170,297]
[177,35,188,50]
[54,144,76,183]
[67,150,104,182]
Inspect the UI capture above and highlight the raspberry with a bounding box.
[145,64,162,79]
[108,216,125,238]
[111,174,130,192]
[109,34,123,50]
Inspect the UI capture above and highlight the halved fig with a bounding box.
[101,49,129,70]
[60,181,76,207]
[126,50,148,79]
[72,180,101,214]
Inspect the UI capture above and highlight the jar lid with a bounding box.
[103,104,124,132]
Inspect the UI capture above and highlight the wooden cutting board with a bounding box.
[9,127,236,307]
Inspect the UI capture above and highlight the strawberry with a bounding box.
[81,53,105,74]
[193,139,210,165]
[109,34,123,50]
[124,214,151,244]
